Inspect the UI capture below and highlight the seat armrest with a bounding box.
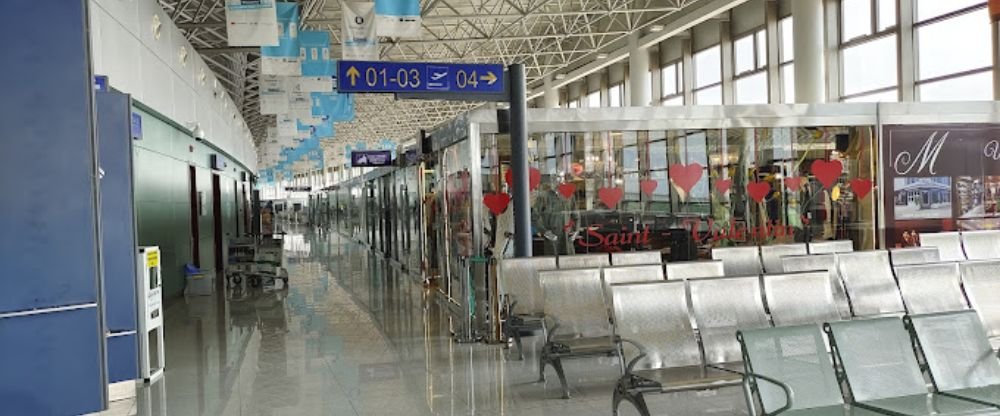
[544,315,561,342]
[619,338,649,373]
[744,372,795,415]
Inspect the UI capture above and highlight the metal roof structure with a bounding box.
[158,0,710,155]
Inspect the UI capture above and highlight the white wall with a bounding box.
[89,0,257,170]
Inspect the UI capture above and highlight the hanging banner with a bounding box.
[286,76,331,94]
[276,115,298,137]
[260,2,301,75]
[342,2,379,60]
[299,31,335,77]
[259,75,289,114]
[224,0,279,46]
[375,0,421,38]
[311,91,355,122]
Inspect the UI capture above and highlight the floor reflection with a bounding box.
[100,230,747,416]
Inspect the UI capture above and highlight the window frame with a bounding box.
[692,44,724,105]
[838,0,901,102]
[660,60,684,105]
[732,26,770,104]
[912,2,993,100]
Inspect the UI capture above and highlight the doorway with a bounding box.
[188,166,200,267]
[212,174,223,274]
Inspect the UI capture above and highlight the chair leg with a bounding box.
[613,377,651,416]
[550,358,570,399]
[512,329,525,361]
[742,377,759,416]
[538,347,549,382]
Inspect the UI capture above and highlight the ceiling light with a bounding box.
[554,73,566,80]
[649,25,664,32]
[596,53,609,59]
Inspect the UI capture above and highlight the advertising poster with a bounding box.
[224,0,279,46]
[260,2,301,75]
[311,91,355,122]
[342,2,379,60]
[375,0,421,38]
[882,124,1000,247]
[299,30,335,77]
[259,74,289,114]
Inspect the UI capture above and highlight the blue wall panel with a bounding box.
[107,333,139,383]
[0,1,107,414]
[0,307,105,415]
[98,90,139,332]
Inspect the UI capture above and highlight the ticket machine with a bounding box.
[136,246,164,382]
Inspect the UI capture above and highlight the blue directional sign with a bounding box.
[338,61,505,94]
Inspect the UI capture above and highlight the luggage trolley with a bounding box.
[225,237,289,288]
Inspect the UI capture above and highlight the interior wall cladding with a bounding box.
[133,108,247,298]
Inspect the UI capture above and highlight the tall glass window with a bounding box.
[779,16,795,103]
[840,0,899,101]
[694,45,723,104]
[586,90,601,108]
[660,61,684,105]
[734,28,769,104]
[914,2,993,101]
[608,83,624,107]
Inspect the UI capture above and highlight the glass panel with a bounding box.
[917,0,986,22]
[780,17,794,62]
[662,63,678,96]
[842,0,874,41]
[756,30,768,69]
[609,84,623,107]
[919,71,994,101]
[877,0,897,30]
[587,91,601,108]
[917,8,992,80]
[662,96,684,106]
[781,63,796,103]
[736,72,769,104]
[735,34,756,74]
[842,35,898,95]
[695,46,722,88]
[843,89,899,102]
[695,85,723,105]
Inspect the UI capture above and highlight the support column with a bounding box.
[629,32,651,107]
[792,0,826,103]
[542,74,560,108]
[509,64,532,257]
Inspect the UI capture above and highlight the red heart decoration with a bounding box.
[747,181,772,203]
[570,163,585,177]
[598,187,624,208]
[715,179,733,194]
[504,167,542,191]
[557,183,576,199]
[784,176,803,192]
[850,178,873,200]
[639,179,658,196]
[811,160,843,190]
[482,193,511,216]
[669,163,703,194]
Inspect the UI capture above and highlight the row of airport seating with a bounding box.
[496,235,1000,414]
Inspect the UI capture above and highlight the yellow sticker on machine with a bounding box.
[147,250,159,268]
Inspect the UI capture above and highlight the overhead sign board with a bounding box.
[351,150,394,167]
[338,60,505,94]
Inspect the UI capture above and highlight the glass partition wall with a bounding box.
[479,106,880,259]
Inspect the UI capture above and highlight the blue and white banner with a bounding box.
[259,75,289,114]
[225,0,279,46]
[342,2,379,60]
[260,2,301,75]
[311,91,355,122]
[276,115,298,137]
[287,75,331,94]
[299,31,335,77]
[375,0,421,38]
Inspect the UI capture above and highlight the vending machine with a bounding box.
[136,246,165,382]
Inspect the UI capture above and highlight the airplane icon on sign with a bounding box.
[427,66,449,90]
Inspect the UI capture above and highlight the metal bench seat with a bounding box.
[894,262,969,314]
[610,280,744,416]
[921,232,967,261]
[826,317,1000,415]
[558,252,610,269]
[760,243,808,274]
[665,259,725,280]
[959,261,1000,347]
[497,256,558,360]
[906,310,1000,409]
[739,324,882,416]
[962,230,1000,261]
[836,251,906,317]
[712,246,764,276]
[763,271,841,326]
[689,276,771,371]
[610,250,662,266]
[781,254,850,319]
[889,247,941,266]
[602,265,664,316]
[538,268,620,399]
[808,240,855,255]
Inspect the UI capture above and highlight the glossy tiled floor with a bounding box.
[102,230,749,416]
